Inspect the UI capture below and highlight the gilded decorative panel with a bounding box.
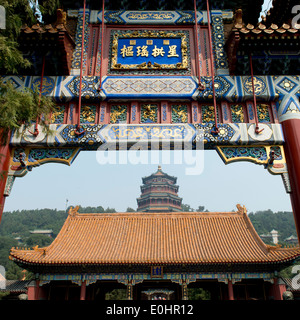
[171,104,188,123]
[51,105,66,124]
[141,104,158,123]
[231,104,244,123]
[110,105,127,123]
[201,105,219,123]
[80,105,97,124]
[257,104,270,123]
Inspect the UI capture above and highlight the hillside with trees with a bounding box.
[248,209,297,243]
[0,205,298,280]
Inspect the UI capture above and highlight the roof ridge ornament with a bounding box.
[68,205,79,216]
[233,8,244,29]
[236,204,247,215]
[33,245,47,255]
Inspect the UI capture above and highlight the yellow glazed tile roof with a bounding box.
[10,205,300,265]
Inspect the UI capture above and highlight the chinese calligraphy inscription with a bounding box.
[111,30,189,71]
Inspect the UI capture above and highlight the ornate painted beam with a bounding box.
[10,123,284,149]
[2,74,291,102]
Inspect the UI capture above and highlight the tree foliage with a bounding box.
[0,1,57,145]
[0,0,36,73]
[188,288,211,300]
[0,0,61,74]
[105,289,127,300]
[0,36,30,73]
[0,80,55,143]
[248,210,297,243]
[37,0,61,24]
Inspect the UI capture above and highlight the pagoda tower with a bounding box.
[136,166,182,212]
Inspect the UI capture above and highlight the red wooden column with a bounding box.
[228,280,234,300]
[271,278,286,300]
[0,140,11,223]
[281,119,300,243]
[27,280,40,300]
[80,280,87,300]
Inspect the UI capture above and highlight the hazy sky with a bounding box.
[4,149,292,214]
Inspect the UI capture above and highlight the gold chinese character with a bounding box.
[168,45,179,57]
[120,45,134,58]
[136,45,149,57]
[152,45,165,57]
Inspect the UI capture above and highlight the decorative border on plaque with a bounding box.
[109,29,190,73]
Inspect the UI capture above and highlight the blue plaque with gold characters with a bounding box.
[111,30,189,71]
[151,266,163,278]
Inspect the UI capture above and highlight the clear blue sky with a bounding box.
[4,149,292,214]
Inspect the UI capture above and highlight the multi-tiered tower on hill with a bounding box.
[137,166,182,212]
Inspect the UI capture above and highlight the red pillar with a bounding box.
[272,278,286,300]
[228,280,234,300]
[281,119,300,242]
[0,141,11,223]
[80,280,86,300]
[27,280,40,300]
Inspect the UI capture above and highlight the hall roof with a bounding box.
[10,205,300,266]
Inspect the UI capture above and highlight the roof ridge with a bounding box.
[62,210,242,218]
[241,209,270,254]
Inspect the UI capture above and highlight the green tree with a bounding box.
[0,0,36,73]
[0,80,55,143]
[188,288,211,300]
[105,289,127,300]
[0,0,61,74]
[0,1,59,145]
[25,234,53,247]
[248,210,297,244]
[0,236,23,279]
[181,203,193,212]
[0,236,17,269]
[0,291,10,300]
[5,260,22,280]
